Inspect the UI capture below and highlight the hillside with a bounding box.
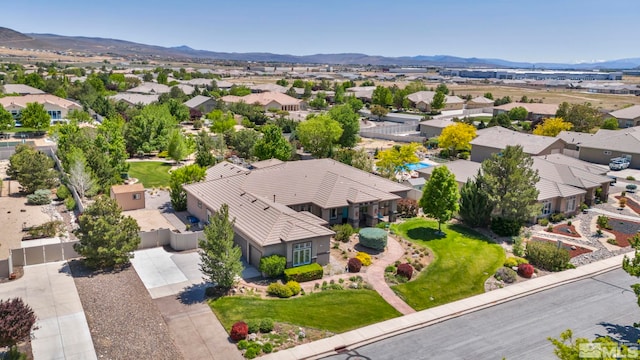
[0,27,33,42]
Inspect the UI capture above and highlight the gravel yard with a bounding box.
[70,261,183,360]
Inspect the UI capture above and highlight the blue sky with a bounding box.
[4,0,639,63]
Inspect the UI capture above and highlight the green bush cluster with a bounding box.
[538,218,549,226]
[56,184,71,200]
[358,227,387,250]
[65,197,76,211]
[504,256,528,268]
[284,263,323,282]
[333,224,354,243]
[285,281,301,296]
[26,189,52,205]
[512,236,525,257]
[525,241,571,272]
[259,255,286,278]
[494,267,517,283]
[490,217,522,236]
[266,281,301,298]
[549,213,566,223]
[597,215,611,230]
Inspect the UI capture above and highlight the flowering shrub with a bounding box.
[348,257,362,273]
[396,263,414,280]
[355,252,372,266]
[230,321,248,341]
[517,263,535,278]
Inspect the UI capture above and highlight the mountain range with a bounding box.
[1,26,639,70]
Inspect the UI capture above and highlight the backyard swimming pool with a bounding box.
[405,161,433,171]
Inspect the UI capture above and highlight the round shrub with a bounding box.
[267,282,293,298]
[348,257,362,273]
[237,339,249,350]
[525,240,570,271]
[494,267,517,283]
[385,265,395,273]
[259,255,286,278]
[259,318,274,333]
[355,252,372,266]
[262,342,273,353]
[503,257,518,268]
[230,321,248,341]
[246,319,260,334]
[27,189,52,205]
[244,347,259,359]
[65,197,76,211]
[56,184,71,200]
[517,263,535,278]
[286,281,301,296]
[396,263,414,280]
[358,227,387,250]
[333,224,354,243]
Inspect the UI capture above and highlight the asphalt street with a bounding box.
[325,269,639,360]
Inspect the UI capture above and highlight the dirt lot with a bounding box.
[0,160,58,258]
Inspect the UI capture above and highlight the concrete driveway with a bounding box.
[0,262,96,360]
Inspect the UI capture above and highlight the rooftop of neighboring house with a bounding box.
[127,82,170,94]
[419,118,456,128]
[470,126,564,154]
[575,126,640,153]
[418,160,481,185]
[250,158,284,169]
[609,105,640,119]
[185,175,334,247]
[0,84,45,95]
[555,130,599,145]
[533,153,608,175]
[536,177,586,201]
[174,84,195,95]
[406,91,464,104]
[221,92,301,107]
[0,94,81,109]
[110,93,159,106]
[532,157,611,189]
[183,95,214,108]
[468,96,494,104]
[250,83,288,93]
[111,183,145,194]
[493,102,559,115]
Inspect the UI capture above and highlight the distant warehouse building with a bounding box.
[441,68,622,81]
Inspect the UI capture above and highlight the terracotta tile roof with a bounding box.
[0,94,82,110]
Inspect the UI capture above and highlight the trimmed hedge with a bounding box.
[396,263,414,280]
[525,240,570,272]
[230,321,248,341]
[348,257,362,273]
[259,255,286,278]
[359,227,387,250]
[284,263,323,282]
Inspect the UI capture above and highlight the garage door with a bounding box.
[249,245,262,267]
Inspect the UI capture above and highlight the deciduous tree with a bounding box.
[532,117,573,137]
[68,153,95,199]
[555,102,603,133]
[21,102,50,133]
[8,144,57,194]
[419,166,459,232]
[167,129,188,164]
[169,164,205,211]
[375,143,419,180]
[508,106,528,121]
[297,114,343,158]
[199,203,243,290]
[371,86,392,107]
[253,124,292,161]
[194,130,217,168]
[370,104,388,120]
[601,117,619,130]
[346,95,364,112]
[0,104,15,131]
[208,110,236,134]
[430,91,446,113]
[438,122,477,157]
[435,83,449,95]
[328,104,360,148]
[228,129,260,159]
[73,196,141,269]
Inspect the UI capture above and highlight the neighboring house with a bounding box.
[174,84,195,95]
[555,130,599,152]
[492,103,559,122]
[110,93,159,106]
[573,127,640,169]
[419,118,456,138]
[220,92,303,111]
[110,183,146,211]
[465,96,494,109]
[402,177,425,191]
[0,94,82,124]
[127,82,170,94]
[183,159,412,267]
[608,105,640,128]
[345,86,376,102]
[250,83,288,93]
[469,127,566,162]
[183,95,216,114]
[0,84,45,95]
[406,91,465,112]
[418,160,481,188]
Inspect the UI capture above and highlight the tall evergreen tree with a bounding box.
[459,171,493,227]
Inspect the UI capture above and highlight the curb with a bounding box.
[261,251,634,360]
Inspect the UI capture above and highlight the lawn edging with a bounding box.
[260,251,634,360]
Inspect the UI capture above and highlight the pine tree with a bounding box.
[199,204,243,290]
[459,171,493,228]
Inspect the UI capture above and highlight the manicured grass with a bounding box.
[127,161,172,188]
[391,218,505,311]
[210,289,401,333]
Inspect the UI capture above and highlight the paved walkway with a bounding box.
[588,207,640,222]
[0,262,96,360]
[363,235,415,315]
[131,248,243,360]
[261,251,635,360]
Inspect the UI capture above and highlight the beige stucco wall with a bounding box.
[110,190,145,211]
[579,147,640,169]
[419,124,445,138]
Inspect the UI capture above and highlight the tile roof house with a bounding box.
[184,159,412,267]
[183,95,216,114]
[465,96,494,109]
[492,103,559,121]
[345,86,376,102]
[0,84,45,95]
[469,127,566,162]
[0,94,82,124]
[406,91,465,112]
[572,126,640,169]
[220,91,303,111]
[250,83,288,93]
[608,105,640,128]
[110,93,159,106]
[127,82,170,94]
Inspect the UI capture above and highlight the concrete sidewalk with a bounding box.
[261,251,635,360]
[0,262,96,360]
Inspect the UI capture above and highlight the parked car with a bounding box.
[609,157,630,171]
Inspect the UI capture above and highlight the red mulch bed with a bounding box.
[598,217,640,248]
[531,237,593,258]
[615,196,640,215]
[546,224,581,238]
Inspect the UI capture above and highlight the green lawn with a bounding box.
[127,161,172,188]
[391,218,505,311]
[210,289,401,333]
